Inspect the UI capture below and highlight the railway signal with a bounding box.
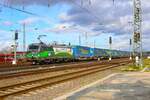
[109,36,112,61]
[15,30,18,40]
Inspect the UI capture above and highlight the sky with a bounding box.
[0,0,149,52]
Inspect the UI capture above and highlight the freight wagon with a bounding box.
[91,48,110,58]
[0,54,13,63]
[0,52,25,64]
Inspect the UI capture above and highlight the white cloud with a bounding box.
[2,21,13,26]
[59,13,71,21]
[0,29,13,51]
[19,17,40,25]
[18,17,52,27]
[1,0,150,50]
[57,0,150,50]
[0,41,12,52]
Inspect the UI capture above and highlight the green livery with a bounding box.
[54,52,73,58]
[53,45,73,59]
[26,43,73,64]
[26,43,55,59]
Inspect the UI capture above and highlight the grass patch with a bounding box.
[144,59,150,66]
[122,59,150,72]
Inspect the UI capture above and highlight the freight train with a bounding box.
[26,42,129,64]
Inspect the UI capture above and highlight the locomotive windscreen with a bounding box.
[28,45,39,52]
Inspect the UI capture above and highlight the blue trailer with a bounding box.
[91,48,107,57]
[72,46,92,59]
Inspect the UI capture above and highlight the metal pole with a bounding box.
[133,0,143,67]
[14,40,17,64]
[23,23,26,58]
[79,35,81,45]
[12,30,18,65]
[23,23,26,52]
[85,32,88,46]
[94,40,95,48]
[113,0,143,67]
[130,39,132,60]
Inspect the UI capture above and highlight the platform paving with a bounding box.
[55,72,150,100]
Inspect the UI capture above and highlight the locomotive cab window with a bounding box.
[28,45,39,52]
[40,46,47,51]
[39,45,53,51]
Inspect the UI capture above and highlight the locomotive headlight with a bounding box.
[48,53,51,56]
[32,52,35,57]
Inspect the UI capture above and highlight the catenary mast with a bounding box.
[113,0,143,66]
[133,0,143,66]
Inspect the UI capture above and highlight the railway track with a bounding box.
[0,61,88,72]
[0,58,128,72]
[0,58,130,79]
[0,60,108,73]
[0,59,131,99]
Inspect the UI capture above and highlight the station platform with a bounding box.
[55,72,150,100]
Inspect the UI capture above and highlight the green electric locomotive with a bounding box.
[26,42,74,64]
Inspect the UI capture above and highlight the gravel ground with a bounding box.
[0,68,82,88]
[4,65,123,100]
